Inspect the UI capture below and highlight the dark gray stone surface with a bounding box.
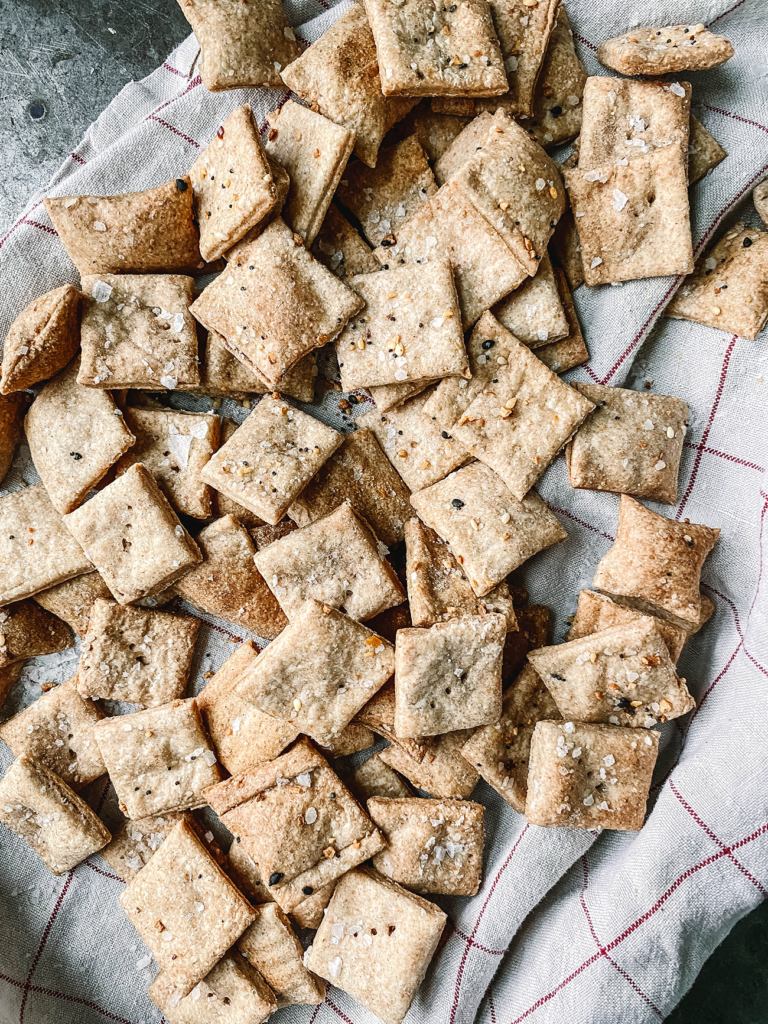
[0,0,190,232]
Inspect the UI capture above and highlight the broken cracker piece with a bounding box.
[567,589,688,664]
[0,285,81,394]
[492,252,569,349]
[597,23,733,76]
[0,598,72,670]
[311,203,379,280]
[32,571,112,639]
[238,903,325,1006]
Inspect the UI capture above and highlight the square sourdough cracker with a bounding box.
[405,517,517,628]
[485,0,560,116]
[462,664,560,812]
[379,728,480,797]
[213,426,266,527]
[0,483,92,605]
[355,680,428,762]
[526,9,586,149]
[77,598,199,707]
[230,840,337,930]
[666,224,768,339]
[100,810,186,881]
[386,104,473,163]
[25,359,136,515]
[44,177,200,275]
[307,867,447,1024]
[688,115,727,185]
[0,392,27,481]
[190,219,363,386]
[363,0,507,98]
[95,697,222,819]
[567,590,688,664]
[310,204,379,279]
[502,602,550,684]
[287,429,412,548]
[348,753,413,802]
[394,614,505,736]
[264,102,354,246]
[173,515,287,639]
[196,641,299,776]
[175,0,300,91]
[233,600,395,746]
[200,396,343,526]
[116,407,219,519]
[119,818,257,1004]
[566,384,688,504]
[206,738,386,912]
[535,267,589,373]
[336,136,438,248]
[528,617,695,728]
[79,274,199,390]
[0,599,71,669]
[336,259,468,391]
[253,503,405,622]
[593,495,719,627]
[238,904,326,1006]
[525,720,659,831]
[63,463,202,605]
[280,5,417,170]
[203,334,318,404]
[358,389,471,491]
[0,755,110,874]
[369,796,484,895]
[596,23,734,76]
[492,252,569,348]
[0,284,81,394]
[0,676,106,789]
[190,105,279,263]
[155,952,277,1024]
[374,179,529,328]
[33,572,112,638]
[410,461,567,595]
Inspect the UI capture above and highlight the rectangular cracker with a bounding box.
[688,115,727,185]
[0,598,71,669]
[310,203,380,280]
[78,274,200,389]
[492,252,569,348]
[0,754,110,874]
[206,738,386,912]
[94,697,222,819]
[1,284,81,395]
[525,9,586,149]
[379,728,480,797]
[174,514,287,640]
[233,599,395,745]
[265,102,354,245]
[348,752,413,802]
[596,23,734,77]
[200,395,343,525]
[253,502,405,622]
[0,483,92,605]
[100,810,187,881]
[535,267,589,373]
[32,571,112,639]
[568,589,689,664]
[566,384,688,504]
[154,952,277,1024]
[486,0,560,116]
[525,720,659,831]
[191,219,363,386]
[238,904,325,1006]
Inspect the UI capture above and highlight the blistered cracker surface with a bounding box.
[0,284,81,394]
[100,810,186,881]
[238,903,325,1006]
[567,590,688,664]
[0,598,72,669]
[597,23,734,76]
[492,252,569,348]
[310,204,379,280]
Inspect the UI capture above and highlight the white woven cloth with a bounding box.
[1,1,767,1023]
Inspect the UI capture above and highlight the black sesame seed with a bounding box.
[551,673,565,681]
[451,498,464,509]
[269,872,284,886]
[146,790,151,795]
[302,886,314,895]
[441,430,452,439]
[550,105,562,118]
[743,237,753,247]
[175,178,188,192]
[481,339,495,350]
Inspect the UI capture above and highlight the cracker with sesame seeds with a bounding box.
[593,495,719,627]
[287,429,412,548]
[0,392,27,483]
[119,817,256,1005]
[755,180,768,228]
[307,866,447,1024]
[0,598,72,670]
[0,676,105,789]
[461,664,560,813]
[233,599,395,746]
[116,408,219,519]
[95,697,222,819]
[534,267,589,373]
[79,274,199,390]
[484,0,560,116]
[190,105,280,264]
[688,115,727,185]
[666,223,768,340]
[311,204,380,280]
[25,359,136,515]
[336,258,469,392]
[191,219,363,386]
[175,0,300,91]
[502,602,549,685]
[0,284,81,395]
[410,461,567,596]
[0,755,111,875]
[44,177,200,275]
[379,728,480,798]
[358,388,471,491]
[213,427,267,527]
[264,102,355,246]
[348,752,413,802]
[200,395,343,526]
[63,463,202,605]
[76,598,199,707]
[394,613,505,737]
[152,951,277,1024]
[528,617,695,729]
[228,836,275,905]
[369,796,484,895]
[597,23,734,77]
[367,378,438,414]
[567,590,688,664]
[174,514,287,639]
[100,810,187,881]
[32,571,112,638]
[492,252,569,348]
[526,9,586,149]
[337,136,438,248]
[200,335,319,405]
[206,738,386,913]
[0,483,92,606]
[433,111,494,186]
[525,720,659,831]
[253,503,405,622]
[565,384,688,504]
[238,903,326,1006]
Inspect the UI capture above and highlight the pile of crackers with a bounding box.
[0,0,754,1020]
